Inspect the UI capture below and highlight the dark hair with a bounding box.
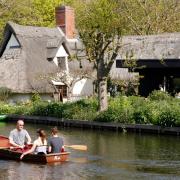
[37,129,46,144]
[51,127,58,134]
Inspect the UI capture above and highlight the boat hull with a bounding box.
[0,149,70,163]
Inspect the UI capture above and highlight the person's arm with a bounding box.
[25,130,31,144]
[9,132,24,148]
[61,139,65,152]
[20,142,37,160]
[47,139,52,153]
[48,146,52,153]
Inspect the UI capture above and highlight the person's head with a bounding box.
[16,120,24,131]
[37,129,46,144]
[51,127,58,135]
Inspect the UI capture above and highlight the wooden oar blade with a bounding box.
[65,145,87,151]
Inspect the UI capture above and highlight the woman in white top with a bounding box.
[20,129,47,160]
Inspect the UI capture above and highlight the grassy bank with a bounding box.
[0,91,180,127]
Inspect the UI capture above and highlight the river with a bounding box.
[0,122,180,180]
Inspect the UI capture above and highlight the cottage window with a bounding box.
[57,57,66,69]
[47,58,53,62]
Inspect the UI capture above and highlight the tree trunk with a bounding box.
[98,77,108,111]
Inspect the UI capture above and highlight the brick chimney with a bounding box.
[55,6,75,39]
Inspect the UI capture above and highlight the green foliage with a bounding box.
[120,0,180,35]
[45,102,64,118]
[129,96,152,124]
[156,106,180,127]
[30,101,49,116]
[0,102,14,114]
[31,93,41,102]
[95,108,120,122]
[95,96,134,123]
[0,0,73,41]
[62,99,98,120]
[0,87,12,102]
[148,90,172,101]
[12,105,32,115]
[0,95,179,127]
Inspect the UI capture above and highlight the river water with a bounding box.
[0,122,180,180]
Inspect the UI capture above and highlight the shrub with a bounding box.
[62,99,98,120]
[155,102,180,127]
[30,101,49,116]
[95,96,134,123]
[95,108,120,122]
[13,105,32,115]
[46,102,63,118]
[31,92,41,103]
[0,102,14,114]
[132,103,152,124]
[148,90,172,101]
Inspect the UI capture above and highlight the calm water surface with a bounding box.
[0,122,180,180]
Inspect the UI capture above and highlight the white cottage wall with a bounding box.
[72,78,94,97]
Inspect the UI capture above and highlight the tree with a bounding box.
[72,0,180,111]
[119,0,180,35]
[0,0,73,41]
[73,0,125,111]
[0,0,33,41]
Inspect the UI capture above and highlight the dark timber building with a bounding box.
[116,33,180,96]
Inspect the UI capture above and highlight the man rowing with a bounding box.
[9,119,31,149]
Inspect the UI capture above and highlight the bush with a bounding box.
[31,93,41,103]
[132,100,152,124]
[30,101,49,116]
[95,96,134,123]
[155,102,180,127]
[148,90,172,101]
[62,99,98,120]
[0,102,14,114]
[95,108,119,122]
[13,105,32,115]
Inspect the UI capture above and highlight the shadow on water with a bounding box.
[1,122,180,180]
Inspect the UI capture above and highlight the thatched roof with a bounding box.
[0,22,70,93]
[118,33,180,60]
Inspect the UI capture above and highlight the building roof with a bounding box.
[0,22,70,93]
[118,33,180,60]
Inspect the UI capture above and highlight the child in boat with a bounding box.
[48,127,64,153]
[20,129,47,159]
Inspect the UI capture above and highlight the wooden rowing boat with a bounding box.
[0,135,70,163]
[0,148,70,163]
[0,135,87,163]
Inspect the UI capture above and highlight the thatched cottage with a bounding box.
[0,6,94,103]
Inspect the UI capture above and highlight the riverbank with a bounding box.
[6,114,180,136]
[0,91,180,131]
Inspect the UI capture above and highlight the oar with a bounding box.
[64,145,87,151]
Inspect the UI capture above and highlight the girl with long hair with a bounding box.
[20,129,47,160]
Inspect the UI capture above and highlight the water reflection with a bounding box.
[0,122,180,179]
